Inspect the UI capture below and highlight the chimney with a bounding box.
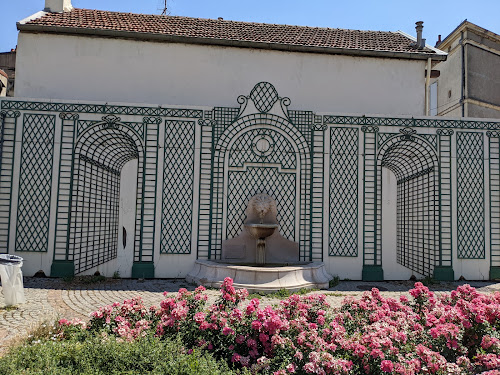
[435,34,442,47]
[44,0,73,13]
[415,21,426,49]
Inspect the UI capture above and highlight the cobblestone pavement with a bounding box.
[1,277,499,353]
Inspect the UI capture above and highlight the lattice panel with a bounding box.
[228,128,296,169]
[71,159,120,273]
[213,107,239,126]
[289,110,313,144]
[457,132,485,259]
[15,114,56,252]
[249,82,279,112]
[329,127,358,256]
[396,170,438,276]
[377,135,440,277]
[378,133,398,147]
[161,120,195,254]
[226,167,296,241]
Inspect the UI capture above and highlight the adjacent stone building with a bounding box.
[0,51,16,97]
[431,21,500,118]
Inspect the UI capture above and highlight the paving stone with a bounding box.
[0,277,499,353]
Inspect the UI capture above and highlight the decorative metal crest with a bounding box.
[399,127,417,141]
[237,82,291,120]
[101,115,121,129]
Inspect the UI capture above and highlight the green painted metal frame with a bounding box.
[210,112,313,261]
[2,96,500,280]
[0,110,19,254]
[68,117,144,274]
[15,114,56,252]
[434,129,454,280]
[456,131,485,259]
[161,120,196,254]
[329,127,359,257]
[361,125,380,279]
[488,131,500,279]
[376,131,440,277]
[52,113,79,276]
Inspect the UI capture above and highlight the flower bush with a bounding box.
[58,279,500,374]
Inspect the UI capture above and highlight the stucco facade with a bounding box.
[16,33,431,116]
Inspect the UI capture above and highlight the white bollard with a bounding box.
[0,255,26,306]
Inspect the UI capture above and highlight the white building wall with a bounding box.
[15,33,427,116]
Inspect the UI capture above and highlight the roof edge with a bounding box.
[17,11,48,25]
[16,23,448,61]
[437,20,500,49]
[396,30,447,55]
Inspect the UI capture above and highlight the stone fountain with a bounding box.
[186,194,331,292]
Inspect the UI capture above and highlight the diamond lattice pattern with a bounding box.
[227,167,296,241]
[249,82,279,113]
[229,129,296,169]
[457,132,485,258]
[161,121,195,253]
[329,127,358,256]
[16,114,55,252]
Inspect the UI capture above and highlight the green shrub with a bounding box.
[0,334,247,375]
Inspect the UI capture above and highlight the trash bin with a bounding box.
[0,255,26,306]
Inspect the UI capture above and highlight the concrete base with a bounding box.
[186,260,332,293]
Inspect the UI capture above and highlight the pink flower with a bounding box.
[194,312,205,324]
[380,360,394,373]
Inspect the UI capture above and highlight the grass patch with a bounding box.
[0,306,18,312]
[62,275,108,286]
[329,275,340,288]
[248,287,317,300]
[0,333,247,375]
[323,292,344,297]
[422,276,439,286]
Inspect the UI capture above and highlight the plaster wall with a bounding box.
[432,46,463,117]
[467,45,500,107]
[15,33,427,116]
[468,103,500,119]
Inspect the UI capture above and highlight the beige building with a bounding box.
[0,51,16,97]
[0,70,7,97]
[431,21,500,118]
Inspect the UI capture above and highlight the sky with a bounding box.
[1,0,499,52]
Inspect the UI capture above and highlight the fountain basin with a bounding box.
[186,260,332,293]
[245,223,278,239]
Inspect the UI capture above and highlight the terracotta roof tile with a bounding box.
[23,8,436,55]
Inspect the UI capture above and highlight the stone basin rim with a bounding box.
[194,259,328,272]
[244,223,279,228]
